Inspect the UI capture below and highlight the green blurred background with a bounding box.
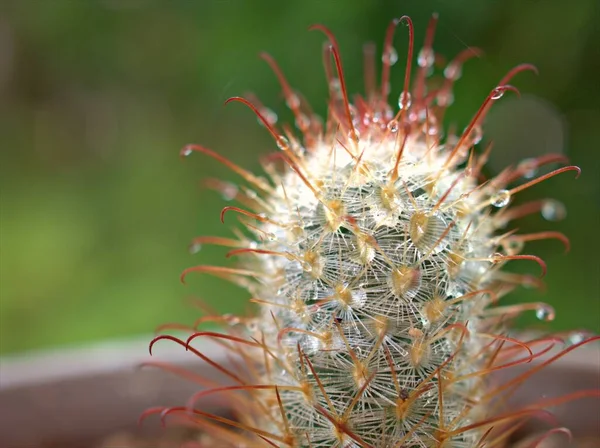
[1,0,598,355]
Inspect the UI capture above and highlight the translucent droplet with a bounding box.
[541,199,566,221]
[295,113,310,131]
[382,46,398,66]
[301,261,312,272]
[329,78,341,92]
[182,147,193,157]
[286,93,301,109]
[189,243,202,254]
[447,283,467,300]
[437,91,454,107]
[443,62,462,81]
[221,184,238,201]
[491,252,505,265]
[446,134,459,147]
[302,336,321,355]
[535,304,555,322]
[398,91,412,110]
[425,123,439,136]
[276,135,290,150]
[266,232,277,241]
[348,128,360,141]
[417,48,435,68]
[491,189,511,208]
[466,124,483,145]
[225,315,241,326]
[351,289,367,308]
[567,331,589,346]
[348,105,358,120]
[490,87,505,100]
[517,158,538,179]
[505,239,524,255]
[387,119,399,133]
[257,108,278,126]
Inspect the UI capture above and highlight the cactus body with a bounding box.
[148,16,593,448]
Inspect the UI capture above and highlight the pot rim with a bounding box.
[0,333,222,390]
[1,332,597,389]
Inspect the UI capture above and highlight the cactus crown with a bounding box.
[145,15,595,448]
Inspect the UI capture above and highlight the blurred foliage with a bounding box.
[0,0,598,355]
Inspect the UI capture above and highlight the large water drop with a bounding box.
[541,199,566,221]
[535,304,555,322]
[398,91,412,110]
[382,46,399,66]
[417,48,435,68]
[491,190,511,208]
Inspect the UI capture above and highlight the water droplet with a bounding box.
[387,119,399,133]
[489,252,505,266]
[257,108,278,126]
[295,113,310,131]
[189,243,202,254]
[490,87,505,100]
[567,331,589,346]
[266,232,277,241]
[348,128,360,141]
[248,241,258,249]
[286,93,301,109]
[541,200,566,221]
[447,283,467,299]
[276,135,290,150]
[225,315,241,326]
[436,91,454,107]
[491,189,511,208]
[535,304,555,322]
[425,123,439,136]
[417,48,435,68]
[382,46,398,66]
[182,147,193,157]
[351,105,361,118]
[398,91,412,110]
[302,336,321,355]
[504,239,524,255]
[466,124,483,145]
[221,184,238,201]
[329,78,341,92]
[516,158,538,179]
[443,62,462,81]
[352,289,367,308]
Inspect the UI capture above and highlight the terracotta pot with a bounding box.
[0,337,230,448]
[0,336,598,448]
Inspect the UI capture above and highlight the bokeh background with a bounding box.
[1,0,598,355]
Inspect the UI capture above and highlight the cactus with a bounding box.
[144,15,598,448]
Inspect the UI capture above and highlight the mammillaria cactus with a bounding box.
[144,15,598,448]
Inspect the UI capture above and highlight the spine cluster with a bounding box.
[146,15,594,448]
